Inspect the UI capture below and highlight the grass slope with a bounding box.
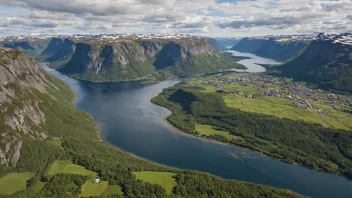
[0,172,35,196]
[195,123,243,141]
[133,171,177,195]
[47,160,97,178]
[80,181,109,197]
[103,185,124,196]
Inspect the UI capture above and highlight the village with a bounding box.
[187,72,352,128]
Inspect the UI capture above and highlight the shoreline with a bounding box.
[151,99,349,181]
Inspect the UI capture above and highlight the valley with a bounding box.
[0,47,304,197]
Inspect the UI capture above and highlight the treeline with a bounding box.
[152,85,352,179]
[173,171,300,198]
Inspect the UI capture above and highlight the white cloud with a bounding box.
[0,0,351,37]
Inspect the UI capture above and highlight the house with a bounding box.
[93,179,101,184]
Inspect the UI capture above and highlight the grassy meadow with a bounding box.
[0,172,35,196]
[195,123,243,141]
[80,181,109,197]
[47,160,97,178]
[133,171,177,195]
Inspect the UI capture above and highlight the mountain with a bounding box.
[0,47,300,197]
[58,36,245,82]
[0,47,77,169]
[231,35,313,61]
[0,37,50,58]
[40,38,76,69]
[1,35,246,82]
[280,33,352,93]
[214,37,241,48]
[207,38,228,51]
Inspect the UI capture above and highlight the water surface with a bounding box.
[226,50,281,72]
[42,62,352,198]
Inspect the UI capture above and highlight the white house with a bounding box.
[93,179,101,184]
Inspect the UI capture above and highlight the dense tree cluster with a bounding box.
[173,171,300,198]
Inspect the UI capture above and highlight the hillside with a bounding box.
[280,33,352,93]
[231,35,312,61]
[0,47,300,197]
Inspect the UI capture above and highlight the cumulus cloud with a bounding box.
[0,0,351,37]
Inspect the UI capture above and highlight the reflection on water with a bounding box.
[42,63,352,198]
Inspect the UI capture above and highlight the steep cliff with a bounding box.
[280,33,352,93]
[0,47,94,172]
[231,36,311,61]
[59,38,244,82]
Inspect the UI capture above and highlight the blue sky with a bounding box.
[0,0,351,37]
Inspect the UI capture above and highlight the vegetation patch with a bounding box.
[195,123,243,141]
[133,171,177,195]
[80,180,109,197]
[0,172,35,196]
[103,185,124,196]
[47,160,97,178]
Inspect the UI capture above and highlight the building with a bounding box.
[93,179,101,184]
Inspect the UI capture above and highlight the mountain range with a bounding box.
[0,35,245,82]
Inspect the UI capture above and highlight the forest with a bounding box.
[152,85,352,179]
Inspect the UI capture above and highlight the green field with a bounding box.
[133,171,177,195]
[31,181,47,193]
[0,172,35,196]
[223,94,352,131]
[80,181,109,197]
[47,160,97,178]
[103,185,124,197]
[195,123,243,141]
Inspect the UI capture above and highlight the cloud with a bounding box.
[0,0,351,37]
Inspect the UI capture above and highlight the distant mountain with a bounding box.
[214,38,241,49]
[58,37,245,82]
[0,37,50,57]
[39,38,76,69]
[280,33,352,93]
[1,35,245,82]
[231,35,312,61]
[207,38,227,51]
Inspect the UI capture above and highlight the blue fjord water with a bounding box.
[42,53,352,198]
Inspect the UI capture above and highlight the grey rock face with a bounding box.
[0,47,53,167]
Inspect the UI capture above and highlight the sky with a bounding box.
[0,0,351,37]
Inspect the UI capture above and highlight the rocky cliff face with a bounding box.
[231,37,311,61]
[59,38,241,81]
[280,34,352,93]
[0,47,59,167]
